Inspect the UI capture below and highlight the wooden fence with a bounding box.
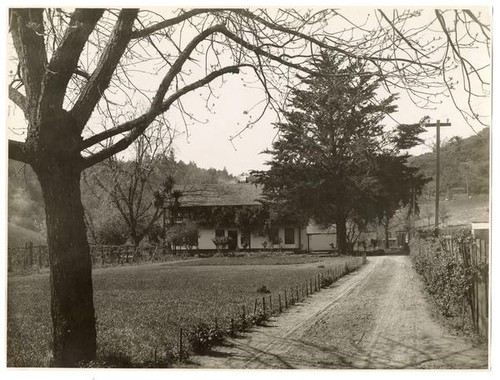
[7,243,180,274]
[443,236,489,338]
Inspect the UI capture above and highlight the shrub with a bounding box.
[212,236,230,254]
[235,314,253,332]
[409,231,482,321]
[166,222,199,251]
[251,309,268,326]
[187,322,225,355]
[93,216,128,245]
[256,285,271,294]
[320,275,334,288]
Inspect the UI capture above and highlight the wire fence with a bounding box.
[442,235,489,338]
[7,243,182,274]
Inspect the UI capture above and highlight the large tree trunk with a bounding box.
[384,219,390,249]
[37,161,96,367]
[336,215,348,255]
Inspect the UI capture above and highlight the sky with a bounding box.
[5,4,492,176]
[151,5,492,176]
[168,74,491,175]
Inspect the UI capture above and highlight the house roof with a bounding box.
[177,183,263,207]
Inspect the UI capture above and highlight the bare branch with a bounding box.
[9,139,29,163]
[8,85,28,114]
[131,9,227,39]
[9,9,47,116]
[39,9,104,116]
[150,24,225,110]
[377,10,429,59]
[232,9,440,70]
[70,9,139,129]
[81,64,243,168]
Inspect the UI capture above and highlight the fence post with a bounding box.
[262,296,266,315]
[284,289,288,309]
[23,242,28,269]
[38,246,43,271]
[254,298,258,314]
[242,304,246,321]
[269,295,272,314]
[278,293,282,313]
[29,242,34,267]
[179,328,183,361]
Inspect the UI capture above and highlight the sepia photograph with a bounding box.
[3,1,493,376]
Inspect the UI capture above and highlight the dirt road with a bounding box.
[192,256,488,369]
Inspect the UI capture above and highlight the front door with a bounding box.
[227,230,238,251]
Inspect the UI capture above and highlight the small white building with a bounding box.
[305,221,337,252]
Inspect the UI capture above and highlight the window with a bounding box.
[215,229,225,238]
[269,228,280,245]
[284,228,295,245]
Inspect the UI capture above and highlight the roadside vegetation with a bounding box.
[409,230,487,340]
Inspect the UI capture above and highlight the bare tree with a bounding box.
[93,125,173,247]
[7,8,490,366]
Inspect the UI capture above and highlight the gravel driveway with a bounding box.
[192,255,488,369]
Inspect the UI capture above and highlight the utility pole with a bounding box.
[406,119,451,234]
[425,119,452,232]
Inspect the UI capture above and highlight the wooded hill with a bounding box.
[409,127,489,199]
[8,157,236,245]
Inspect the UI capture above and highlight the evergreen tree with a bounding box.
[255,53,427,253]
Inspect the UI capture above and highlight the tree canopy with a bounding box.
[254,53,429,253]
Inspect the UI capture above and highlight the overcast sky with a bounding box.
[4,2,493,177]
[168,76,490,176]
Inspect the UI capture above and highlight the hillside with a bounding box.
[415,194,489,228]
[8,157,238,246]
[409,127,489,198]
[8,222,46,248]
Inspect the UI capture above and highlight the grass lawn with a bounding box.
[7,255,363,367]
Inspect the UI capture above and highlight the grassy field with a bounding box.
[7,255,363,367]
[175,253,325,266]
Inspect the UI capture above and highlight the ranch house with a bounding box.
[172,182,337,252]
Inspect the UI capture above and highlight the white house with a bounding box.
[173,182,336,252]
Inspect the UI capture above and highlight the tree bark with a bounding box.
[336,215,348,255]
[36,160,96,366]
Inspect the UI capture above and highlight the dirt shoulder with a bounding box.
[190,256,488,369]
